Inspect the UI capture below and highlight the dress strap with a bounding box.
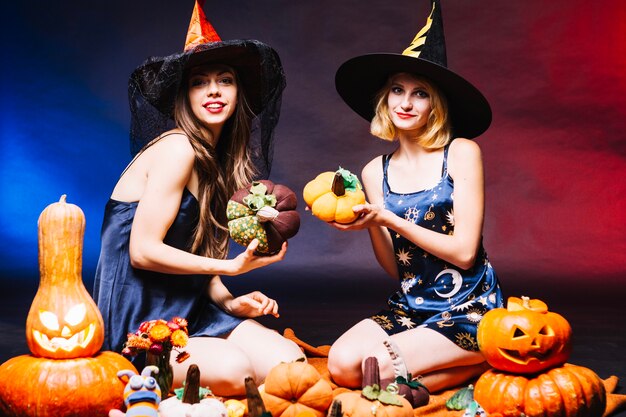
[119,132,182,179]
[382,154,392,195]
[441,143,451,177]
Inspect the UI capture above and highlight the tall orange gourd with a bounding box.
[0,195,135,417]
[26,194,105,358]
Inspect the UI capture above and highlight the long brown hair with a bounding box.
[174,68,257,259]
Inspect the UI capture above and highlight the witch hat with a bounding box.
[126,0,286,178]
[335,0,491,139]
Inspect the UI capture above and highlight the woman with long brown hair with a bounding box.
[93,2,302,396]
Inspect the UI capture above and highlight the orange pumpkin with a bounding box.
[303,168,366,224]
[474,363,606,417]
[477,296,572,374]
[261,361,333,417]
[26,195,105,359]
[0,351,134,417]
[333,357,414,417]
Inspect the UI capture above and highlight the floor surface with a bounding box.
[1,271,625,416]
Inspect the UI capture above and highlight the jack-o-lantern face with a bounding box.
[477,296,572,374]
[31,303,99,355]
[25,195,105,359]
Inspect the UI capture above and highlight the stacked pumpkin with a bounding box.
[0,195,136,417]
[474,296,606,417]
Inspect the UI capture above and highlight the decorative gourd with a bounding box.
[333,357,414,417]
[0,351,134,417]
[227,180,300,254]
[159,364,228,417]
[0,195,137,417]
[473,363,606,417]
[26,195,105,359]
[445,384,474,411]
[224,399,246,417]
[260,360,334,417]
[379,339,429,408]
[477,296,572,374]
[303,167,366,224]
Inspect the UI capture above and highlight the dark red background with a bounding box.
[1,0,624,296]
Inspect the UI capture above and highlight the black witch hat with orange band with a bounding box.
[335,0,491,139]
[128,0,285,179]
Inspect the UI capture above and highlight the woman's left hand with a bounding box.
[224,291,280,318]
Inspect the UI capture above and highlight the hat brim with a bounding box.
[130,39,283,117]
[335,53,491,139]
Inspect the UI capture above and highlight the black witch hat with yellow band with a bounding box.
[128,0,285,179]
[335,0,491,139]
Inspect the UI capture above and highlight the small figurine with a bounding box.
[109,365,161,417]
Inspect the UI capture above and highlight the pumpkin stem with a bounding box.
[181,364,201,404]
[332,172,346,197]
[521,296,530,309]
[328,399,343,417]
[245,376,267,417]
[362,357,380,388]
[59,194,67,203]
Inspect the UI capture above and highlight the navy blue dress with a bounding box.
[370,143,504,352]
[93,188,243,354]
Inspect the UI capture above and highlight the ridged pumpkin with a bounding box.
[477,296,572,374]
[0,351,134,417]
[303,167,366,224]
[227,180,300,254]
[260,361,333,417]
[26,194,105,359]
[474,364,606,417]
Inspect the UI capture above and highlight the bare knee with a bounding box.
[328,343,362,388]
[201,355,255,396]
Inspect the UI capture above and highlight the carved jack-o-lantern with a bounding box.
[25,195,104,359]
[477,296,572,374]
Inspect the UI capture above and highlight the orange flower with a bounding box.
[126,333,152,350]
[171,329,189,348]
[172,317,189,328]
[149,323,172,343]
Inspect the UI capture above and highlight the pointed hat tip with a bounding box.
[184,0,221,52]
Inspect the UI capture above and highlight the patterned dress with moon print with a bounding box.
[370,143,504,352]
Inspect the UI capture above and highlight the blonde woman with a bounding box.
[327,0,503,394]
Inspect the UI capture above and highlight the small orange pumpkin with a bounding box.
[474,363,606,417]
[26,195,105,359]
[261,361,333,417]
[303,167,366,224]
[477,296,572,374]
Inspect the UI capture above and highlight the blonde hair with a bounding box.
[370,74,451,149]
[174,69,256,259]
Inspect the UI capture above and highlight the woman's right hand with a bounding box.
[225,239,287,275]
[329,203,392,231]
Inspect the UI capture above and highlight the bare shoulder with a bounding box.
[449,138,482,158]
[361,155,384,183]
[448,138,483,178]
[361,155,385,199]
[151,129,195,159]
